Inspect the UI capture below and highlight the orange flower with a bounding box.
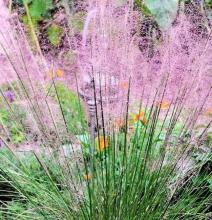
[84,173,92,181]
[134,111,147,126]
[204,108,212,117]
[47,69,64,79]
[134,111,145,122]
[47,71,55,78]
[119,81,129,89]
[158,101,170,110]
[95,136,109,152]
[56,69,64,77]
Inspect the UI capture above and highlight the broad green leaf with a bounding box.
[29,0,53,19]
[144,0,179,29]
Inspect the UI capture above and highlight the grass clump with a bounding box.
[0,82,211,219]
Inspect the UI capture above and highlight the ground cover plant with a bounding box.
[0,0,211,219]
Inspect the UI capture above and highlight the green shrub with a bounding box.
[0,105,26,144]
[49,82,87,135]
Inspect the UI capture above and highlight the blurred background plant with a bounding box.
[48,82,87,135]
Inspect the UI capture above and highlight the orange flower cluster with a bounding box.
[47,69,64,78]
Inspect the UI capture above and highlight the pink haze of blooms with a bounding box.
[0,0,211,121]
[76,0,211,115]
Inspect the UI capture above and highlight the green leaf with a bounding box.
[29,0,53,19]
[205,0,212,7]
[144,0,179,29]
[47,24,64,46]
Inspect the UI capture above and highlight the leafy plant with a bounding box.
[49,82,87,135]
[0,105,26,144]
[20,0,54,51]
[19,0,54,21]
[205,0,212,8]
[29,0,54,20]
[47,24,64,46]
[144,0,179,29]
